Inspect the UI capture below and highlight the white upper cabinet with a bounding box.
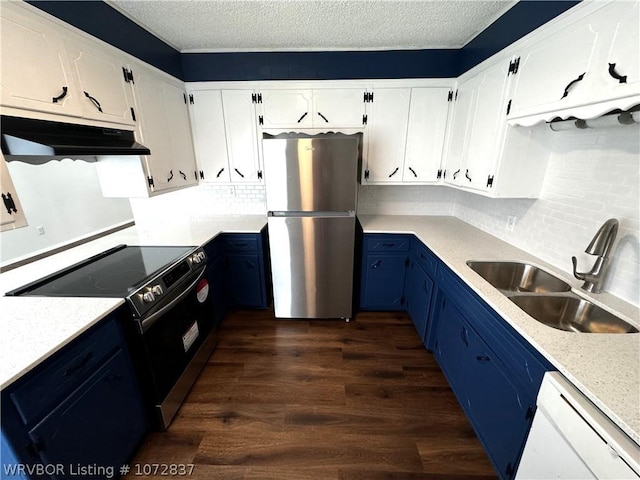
[403,88,451,183]
[65,36,135,126]
[0,155,28,233]
[260,89,366,129]
[362,88,411,183]
[188,89,263,185]
[443,58,550,198]
[163,81,198,188]
[189,90,231,183]
[221,90,263,183]
[260,90,313,128]
[0,4,83,119]
[508,0,640,125]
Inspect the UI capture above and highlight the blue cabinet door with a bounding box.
[227,253,266,308]
[28,349,147,479]
[360,254,407,310]
[465,326,533,480]
[433,294,470,394]
[405,259,434,342]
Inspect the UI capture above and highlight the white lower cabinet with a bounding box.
[188,89,263,185]
[443,58,549,198]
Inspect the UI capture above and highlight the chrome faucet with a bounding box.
[572,218,619,293]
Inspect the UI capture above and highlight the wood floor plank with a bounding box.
[125,310,497,479]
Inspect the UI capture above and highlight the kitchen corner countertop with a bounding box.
[359,214,640,445]
[0,214,267,390]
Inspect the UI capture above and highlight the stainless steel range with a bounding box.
[6,244,216,428]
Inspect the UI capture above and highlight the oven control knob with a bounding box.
[152,285,163,296]
[198,252,206,262]
[192,253,202,264]
[142,291,155,303]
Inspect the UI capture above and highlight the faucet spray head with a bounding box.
[585,218,619,257]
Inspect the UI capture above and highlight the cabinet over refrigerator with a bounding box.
[263,132,361,319]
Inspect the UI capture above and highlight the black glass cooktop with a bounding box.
[7,245,194,297]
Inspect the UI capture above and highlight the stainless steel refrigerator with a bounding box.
[263,132,360,319]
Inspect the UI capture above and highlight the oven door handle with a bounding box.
[140,269,206,333]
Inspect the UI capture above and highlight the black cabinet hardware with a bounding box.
[257,170,263,180]
[234,168,244,178]
[508,57,520,75]
[179,170,187,180]
[167,170,174,182]
[364,169,370,180]
[83,91,103,112]
[216,168,224,178]
[408,167,417,177]
[608,63,627,84]
[362,114,368,125]
[460,326,468,347]
[317,112,329,123]
[147,176,154,188]
[52,86,68,103]
[437,169,443,179]
[122,67,134,84]
[476,355,491,363]
[447,90,453,101]
[189,94,194,104]
[371,259,381,269]
[388,167,399,178]
[506,99,512,115]
[561,72,586,99]
[199,170,205,180]
[487,175,494,188]
[130,107,136,121]
[297,112,308,123]
[452,169,460,180]
[2,191,18,214]
[258,115,264,125]
[465,169,472,181]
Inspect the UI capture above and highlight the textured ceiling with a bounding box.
[106,0,518,53]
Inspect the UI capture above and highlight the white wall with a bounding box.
[0,159,133,263]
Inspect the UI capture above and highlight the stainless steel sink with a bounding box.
[467,261,572,294]
[510,295,638,334]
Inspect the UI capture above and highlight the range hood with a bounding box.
[1,115,150,162]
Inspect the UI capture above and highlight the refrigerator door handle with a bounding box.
[268,211,355,218]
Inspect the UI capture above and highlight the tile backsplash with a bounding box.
[130,126,639,306]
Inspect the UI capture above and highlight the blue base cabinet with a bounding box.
[359,234,411,310]
[358,232,554,480]
[432,265,553,480]
[1,309,147,479]
[220,229,271,309]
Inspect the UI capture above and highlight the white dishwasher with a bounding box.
[516,372,640,479]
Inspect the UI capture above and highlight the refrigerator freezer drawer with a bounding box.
[268,215,355,319]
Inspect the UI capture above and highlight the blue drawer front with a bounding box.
[10,319,121,426]
[364,234,411,252]
[412,239,439,278]
[223,234,259,252]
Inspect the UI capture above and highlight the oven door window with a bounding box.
[142,282,214,400]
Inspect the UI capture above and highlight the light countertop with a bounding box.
[359,214,640,445]
[0,214,267,390]
[1,213,638,446]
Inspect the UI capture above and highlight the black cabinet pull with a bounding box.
[52,86,68,103]
[608,63,627,84]
[452,169,461,179]
[2,192,18,214]
[200,170,205,180]
[83,91,103,112]
[179,170,187,180]
[476,355,491,362]
[63,352,93,377]
[465,169,472,182]
[167,170,174,182]
[297,112,308,123]
[216,168,224,178]
[317,112,329,123]
[371,259,381,269]
[388,167,399,178]
[408,167,417,177]
[460,326,468,347]
[234,168,245,178]
[561,72,586,99]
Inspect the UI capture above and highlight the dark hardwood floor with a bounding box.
[125,310,497,479]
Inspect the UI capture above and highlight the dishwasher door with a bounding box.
[516,372,640,479]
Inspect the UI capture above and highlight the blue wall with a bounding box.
[28,0,579,82]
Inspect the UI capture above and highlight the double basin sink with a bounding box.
[466,261,638,334]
